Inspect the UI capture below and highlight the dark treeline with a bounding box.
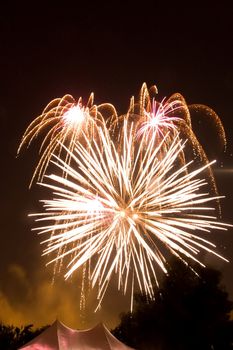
[0,324,49,349]
[1,259,233,349]
[113,259,233,350]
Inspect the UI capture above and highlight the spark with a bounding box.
[62,104,86,126]
[137,98,182,139]
[134,83,226,151]
[17,94,117,186]
[31,120,229,307]
[129,83,227,216]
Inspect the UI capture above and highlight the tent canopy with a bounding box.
[19,320,135,350]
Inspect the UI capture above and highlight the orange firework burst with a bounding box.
[17,93,117,186]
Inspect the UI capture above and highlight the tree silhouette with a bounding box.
[0,323,49,350]
[113,259,233,350]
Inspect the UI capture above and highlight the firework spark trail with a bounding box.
[136,98,182,139]
[31,120,229,307]
[134,83,226,149]
[17,83,230,309]
[17,93,117,186]
[131,83,227,216]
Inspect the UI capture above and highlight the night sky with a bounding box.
[0,2,233,329]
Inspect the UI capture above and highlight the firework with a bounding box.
[17,93,117,186]
[31,120,229,307]
[18,83,230,308]
[126,83,227,214]
[136,97,182,139]
[133,83,226,150]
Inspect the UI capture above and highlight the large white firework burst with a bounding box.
[32,120,229,307]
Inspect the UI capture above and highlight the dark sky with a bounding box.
[0,2,233,329]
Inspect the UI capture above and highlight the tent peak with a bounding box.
[19,319,135,349]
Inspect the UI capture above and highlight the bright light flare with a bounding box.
[62,104,86,126]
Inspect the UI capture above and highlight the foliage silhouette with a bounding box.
[0,323,49,350]
[113,259,233,350]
